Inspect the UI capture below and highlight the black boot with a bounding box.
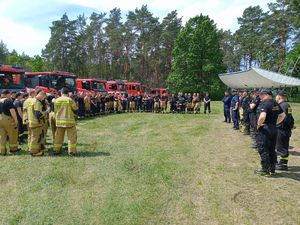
[276,159,288,171]
[254,167,270,176]
[270,164,276,175]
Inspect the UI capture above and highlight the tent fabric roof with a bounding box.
[218,68,300,88]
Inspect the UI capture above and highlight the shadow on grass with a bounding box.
[272,166,300,182]
[290,151,300,156]
[46,150,111,158]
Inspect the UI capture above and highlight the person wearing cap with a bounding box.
[230,89,239,130]
[0,90,20,155]
[275,90,295,171]
[222,91,231,123]
[255,89,286,176]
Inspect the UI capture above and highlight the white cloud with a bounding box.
[0,0,275,56]
[0,17,49,56]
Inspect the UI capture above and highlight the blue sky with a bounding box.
[0,0,275,56]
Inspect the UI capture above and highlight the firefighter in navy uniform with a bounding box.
[241,91,251,135]
[231,89,239,130]
[177,93,186,113]
[169,94,177,113]
[255,89,286,176]
[249,89,261,149]
[136,92,143,112]
[203,92,211,114]
[222,91,231,123]
[275,90,295,171]
[0,90,20,155]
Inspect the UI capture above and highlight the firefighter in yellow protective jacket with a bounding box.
[23,90,35,150]
[53,88,78,156]
[0,90,20,155]
[27,90,47,156]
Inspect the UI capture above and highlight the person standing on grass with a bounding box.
[255,89,285,176]
[275,90,295,171]
[222,91,231,123]
[27,90,47,156]
[0,90,20,155]
[203,92,211,114]
[53,88,78,156]
[231,89,239,130]
[13,92,25,143]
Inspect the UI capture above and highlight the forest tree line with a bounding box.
[0,0,299,94]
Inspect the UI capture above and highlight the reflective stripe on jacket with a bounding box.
[54,96,78,127]
[27,98,43,128]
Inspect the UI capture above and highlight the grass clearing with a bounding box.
[0,102,299,225]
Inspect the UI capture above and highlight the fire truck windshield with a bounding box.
[120,84,126,91]
[92,81,106,92]
[109,84,118,90]
[50,75,76,91]
[0,73,25,89]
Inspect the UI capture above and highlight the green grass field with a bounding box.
[0,102,299,225]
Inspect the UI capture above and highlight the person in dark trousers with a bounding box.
[136,92,143,112]
[169,94,177,113]
[230,89,239,130]
[13,92,25,143]
[203,92,211,114]
[241,91,251,135]
[275,90,295,171]
[255,89,285,176]
[177,93,186,113]
[222,91,231,122]
[249,89,261,149]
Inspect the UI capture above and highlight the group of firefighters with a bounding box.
[0,88,77,156]
[222,88,296,175]
[0,89,213,157]
[75,91,212,116]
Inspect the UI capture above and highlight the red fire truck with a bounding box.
[141,85,150,96]
[25,71,77,93]
[0,65,26,93]
[76,78,107,94]
[150,88,169,97]
[125,82,142,96]
[106,80,127,94]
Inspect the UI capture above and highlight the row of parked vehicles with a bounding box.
[0,64,168,97]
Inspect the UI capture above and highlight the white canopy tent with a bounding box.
[218,68,300,88]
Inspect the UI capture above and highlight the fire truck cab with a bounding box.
[76,78,107,94]
[0,65,25,93]
[150,88,168,97]
[25,71,77,93]
[106,80,127,94]
[125,82,143,96]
